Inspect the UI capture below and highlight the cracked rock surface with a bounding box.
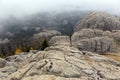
[0,39,120,80]
[71,29,118,53]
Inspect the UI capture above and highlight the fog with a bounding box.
[0,0,120,31]
[0,0,120,19]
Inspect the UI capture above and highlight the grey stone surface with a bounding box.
[0,43,119,80]
[49,36,70,46]
[0,58,6,68]
[75,12,120,31]
[72,29,117,53]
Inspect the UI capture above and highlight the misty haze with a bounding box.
[0,0,120,80]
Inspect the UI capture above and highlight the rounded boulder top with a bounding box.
[75,11,120,32]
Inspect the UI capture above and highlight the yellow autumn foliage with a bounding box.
[15,48,22,55]
[30,47,34,50]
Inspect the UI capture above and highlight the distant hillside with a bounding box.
[1,11,84,37]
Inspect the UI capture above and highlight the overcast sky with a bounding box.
[0,0,120,19]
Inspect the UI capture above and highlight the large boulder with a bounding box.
[71,29,103,40]
[72,36,116,53]
[33,30,61,39]
[75,12,120,31]
[31,30,61,49]
[49,36,70,46]
[112,30,120,44]
[72,29,117,53]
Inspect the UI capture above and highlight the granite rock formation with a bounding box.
[0,36,120,80]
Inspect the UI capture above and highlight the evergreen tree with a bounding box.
[41,39,49,50]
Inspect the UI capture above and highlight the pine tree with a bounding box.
[41,39,49,50]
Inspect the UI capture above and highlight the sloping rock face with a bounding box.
[75,12,120,31]
[71,29,117,53]
[0,37,120,80]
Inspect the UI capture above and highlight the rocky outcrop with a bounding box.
[0,37,120,80]
[71,29,103,40]
[0,11,120,80]
[102,30,120,44]
[72,28,120,53]
[31,30,61,49]
[72,11,120,53]
[112,31,120,44]
[72,29,117,53]
[49,36,70,46]
[33,30,61,39]
[72,36,116,53]
[75,12,120,31]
